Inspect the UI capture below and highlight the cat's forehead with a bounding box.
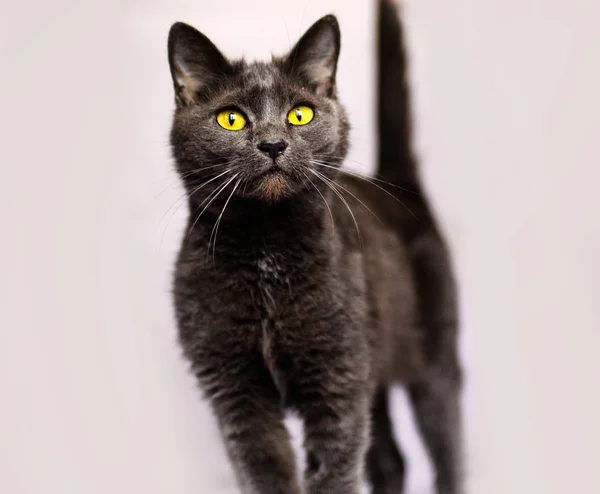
[224,60,312,117]
[240,61,279,89]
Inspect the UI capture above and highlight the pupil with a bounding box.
[228,113,236,126]
[296,109,302,122]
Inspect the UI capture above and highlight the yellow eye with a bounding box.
[216,110,247,131]
[288,105,314,126]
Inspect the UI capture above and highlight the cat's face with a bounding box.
[168,16,349,203]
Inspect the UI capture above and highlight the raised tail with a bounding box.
[377,0,422,194]
[376,7,464,490]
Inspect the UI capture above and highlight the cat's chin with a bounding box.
[245,170,297,203]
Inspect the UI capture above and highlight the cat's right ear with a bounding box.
[285,15,341,97]
[168,23,232,106]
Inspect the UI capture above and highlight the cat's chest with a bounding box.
[201,242,326,323]
[254,252,293,316]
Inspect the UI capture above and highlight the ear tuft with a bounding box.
[168,22,232,106]
[286,15,341,97]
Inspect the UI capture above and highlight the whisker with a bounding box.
[154,159,242,197]
[152,170,201,201]
[312,169,383,225]
[310,160,417,219]
[187,173,240,238]
[240,175,251,195]
[158,168,233,247]
[154,160,243,206]
[302,170,335,230]
[311,158,420,194]
[309,168,363,246]
[208,177,242,261]
[164,168,232,217]
[195,161,242,172]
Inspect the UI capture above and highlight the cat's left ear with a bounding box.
[285,15,341,97]
[168,22,232,106]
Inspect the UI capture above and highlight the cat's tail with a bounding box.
[376,0,422,194]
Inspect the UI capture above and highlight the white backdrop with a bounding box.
[1,0,599,493]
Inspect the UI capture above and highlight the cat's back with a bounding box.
[331,174,425,382]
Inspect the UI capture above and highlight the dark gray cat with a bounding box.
[168,1,463,493]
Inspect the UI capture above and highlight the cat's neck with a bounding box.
[186,189,332,254]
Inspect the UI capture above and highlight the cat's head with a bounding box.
[168,15,349,204]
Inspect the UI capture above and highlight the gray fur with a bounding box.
[167,4,463,493]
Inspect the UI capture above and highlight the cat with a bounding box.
[167,1,463,493]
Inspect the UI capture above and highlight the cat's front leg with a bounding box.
[194,347,302,494]
[294,349,371,494]
[301,387,370,494]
